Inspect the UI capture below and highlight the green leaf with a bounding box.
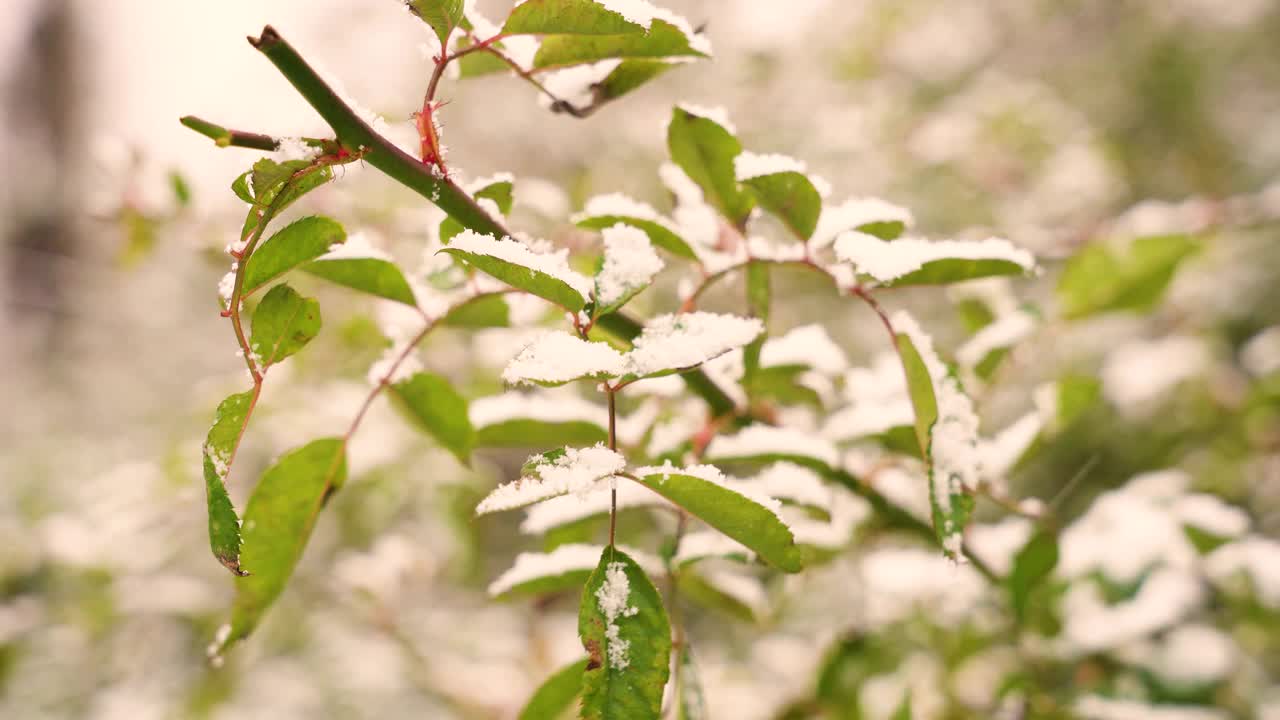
[741,171,822,240]
[742,262,770,395]
[202,391,254,576]
[667,107,753,228]
[303,257,418,306]
[240,160,335,239]
[597,59,675,103]
[1006,530,1059,623]
[457,42,512,77]
[857,220,906,241]
[1057,234,1200,318]
[442,293,510,328]
[891,693,912,720]
[519,658,587,720]
[896,333,939,455]
[633,471,802,572]
[231,171,254,204]
[535,19,708,69]
[242,216,346,295]
[170,170,192,207]
[439,247,588,312]
[475,419,607,448]
[250,157,309,204]
[677,572,757,622]
[748,365,823,408]
[676,646,708,720]
[250,284,321,370]
[881,257,1032,287]
[503,0,646,35]
[389,372,474,465]
[221,438,346,652]
[407,0,465,47]
[576,215,696,261]
[579,548,672,720]
[1057,374,1101,427]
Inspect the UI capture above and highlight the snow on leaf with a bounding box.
[502,331,628,386]
[759,323,849,376]
[703,425,839,470]
[441,229,593,311]
[811,197,914,248]
[573,193,697,261]
[834,232,1035,286]
[594,224,664,313]
[624,312,763,379]
[475,443,625,515]
[733,151,807,181]
[520,478,673,534]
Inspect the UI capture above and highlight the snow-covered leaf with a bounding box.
[489,543,603,597]
[811,197,914,247]
[216,438,346,655]
[534,13,709,69]
[440,230,592,312]
[441,176,515,243]
[202,391,253,576]
[503,0,648,36]
[241,216,346,296]
[249,284,321,370]
[579,548,672,719]
[736,153,823,240]
[389,372,473,465]
[667,105,753,228]
[518,657,588,720]
[574,193,697,260]
[624,312,763,380]
[594,224,664,315]
[520,481,672,535]
[835,232,1035,286]
[476,444,624,514]
[503,332,628,386]
[633,462,803,572]
[1057,233,1200,318]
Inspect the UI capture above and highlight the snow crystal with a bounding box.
[468,390,604,429]
[1101,336,1209,414]
[276,136,314,161]
[317,231,392,262]
[759,324,849,375]
[675,103,736,134]
[475,444,624,514]
[1205,537,1280,607]
[624,312,762,378]
[733,151,806,181]
[810,197,914,249]
[501,331,628,385]
[595,224,664,307]
[956,310,1035,369]
[217,269,236,304]
[519,480,672,534]
[596,560,640,670]
[834,232,1035,283]
[448,229,594,299]
[703,425,838,468]
[486,543,600,597]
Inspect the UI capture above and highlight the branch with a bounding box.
[180,115,281,151]
[247,26,509,239]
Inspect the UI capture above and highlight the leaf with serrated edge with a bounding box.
[503,0,646,36]
[579,548,671,720]
[250,284,321,370]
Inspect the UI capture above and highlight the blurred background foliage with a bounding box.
[1,1,1278,718]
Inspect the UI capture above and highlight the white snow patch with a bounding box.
[760,324,848,375]
[573,192,668,225]
[625,312,762,378]
[317,230,393,262]
[469,390,605,429]
[1205,536,1280,607]
[675,103,736,134]
[1061,567,1204,653]
[834,232,1035,283]
[1101,336,1209,415]
[475,444,624,514]
[956,310,1035,369]
[1144,623,1236,687]
[595,224,664,307]
[596,560,640,670]
[1075,695,1228,720]
[673,531,752,564]
[502,331,628,385]
[520,479,673,534]
[704,425,838,467]
[811,197,914,249]
[1241,325,1280,377]
[733,151,806,181]
[1172,494,1249,539]
[448,229,594,299]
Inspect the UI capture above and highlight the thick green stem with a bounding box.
[248,26,508,238]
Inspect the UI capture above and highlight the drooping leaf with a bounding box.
[518,658,588,720]
[535,18,708,69]
[242,215,346,295]
[676,645,708,720]
[883,257,1033,287]
[407,0,465,47]
[389,372,474,465]
[579,548,672,720]
[202,391,254,576]
[249,284,321,370]
[439,243,589,313]
[575,215,696,261]
[896,333,939,455]
[1057,233,1200,318]
[597,59,675,103]
[633,470,802,572]
[303,257,418,306]
[220,438,347,652]
[667,107,753,228]
[1007,530,1059,623]
[503,0,646,36]
[741,171,822,240]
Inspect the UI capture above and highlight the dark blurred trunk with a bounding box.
[3,0,76,357]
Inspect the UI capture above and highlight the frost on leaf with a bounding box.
[502,331,628,386]
[834,232,1035,285]
[443,230,594,310]
[811,197,914,247]
[594,224,664,311]
[733,151,807,181]
[475,444,625,514]
[595,561,640,669]
[624,312,763,379]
